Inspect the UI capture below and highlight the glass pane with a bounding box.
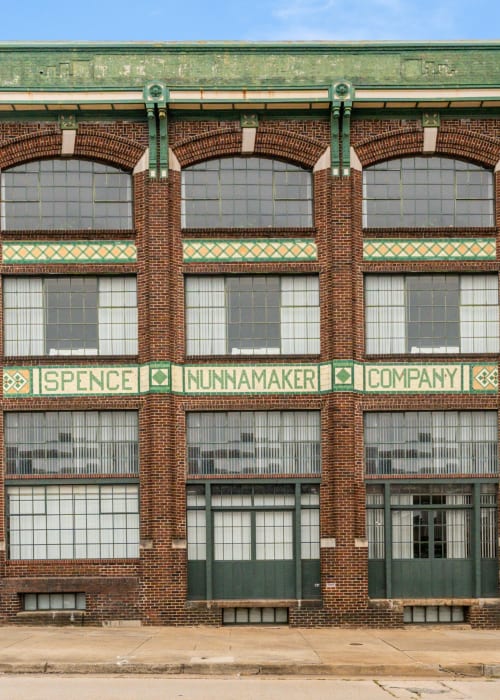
[2,159,132,230]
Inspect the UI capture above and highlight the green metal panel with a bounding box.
[391,559,474,598]
[368,560,386,598]
[481,560,499,597]
[302,560,321,599]
[213,561,296,599]
[187,561,206,600]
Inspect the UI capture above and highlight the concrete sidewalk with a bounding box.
[0,625,499,677]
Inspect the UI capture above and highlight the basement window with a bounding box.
[23,592,86,611]
[403,605,465,623]
[222,607,288,625]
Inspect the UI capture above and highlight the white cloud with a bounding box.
[251,0,461,42]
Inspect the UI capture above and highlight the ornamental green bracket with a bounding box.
[330,100,341,176]
[329,81,354,177]
[143,81,169,179]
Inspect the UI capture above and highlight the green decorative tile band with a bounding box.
[183,239,317,263]
[2,241,137,264]
[3,361,497,397]
[363,238,496,261]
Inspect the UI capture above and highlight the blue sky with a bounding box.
[1,0,499,42]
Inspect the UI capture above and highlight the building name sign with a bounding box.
[2,362,497,397]
[41,367,138,394]
[183,365,319,394]
[365,365,461,392]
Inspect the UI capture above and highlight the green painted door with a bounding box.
[392,508,474,597]
[212,510,296,599]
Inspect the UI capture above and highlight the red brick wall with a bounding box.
[0,115,499,627]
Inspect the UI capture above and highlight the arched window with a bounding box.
[182,157,313,228]
[363,157,494,228]
[1,159,132,230]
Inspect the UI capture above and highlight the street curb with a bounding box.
[0,661,497,677]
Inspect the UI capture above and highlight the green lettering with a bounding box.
[268,369,282,390]
[367,368,380,388]
[76,370,89,391]
[251,369,267,388]
[293,369,304,390]
[431,367,445,388]
[407,368,421,388]
[224,369,237,390]
[418,368,432,388]
[106,370,121,391]
[281,369,293,389]
[303,368,316,390]
[61,370,75,391]
[43,370,59,392]
[212,369,226,391]
[380,368,393,388]
[89,370,104,391]
[186,369,201,391]
[445,367,458,388]
[237,369,252,391]
[122,369,134,391]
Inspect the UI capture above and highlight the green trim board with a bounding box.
[3,361,497,397]
[1,43,500,89]
[2,241,137,264]
[363,238,496,261]
[183,239,317,263]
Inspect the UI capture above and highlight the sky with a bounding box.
[0,0,499,43]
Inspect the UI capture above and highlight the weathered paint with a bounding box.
[1,43,500,89]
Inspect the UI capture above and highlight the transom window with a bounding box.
[365,274,499,354]
[363,157,494,228]
[7,484,139,560]
[187,411,321,476]
[186,275,320,356]
[1,159,132,230]
[182,157,313,228]
[4,276,137,356]
[5,411,138,476]
[364,411,497,476]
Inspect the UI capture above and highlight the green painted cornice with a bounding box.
[2,41,500,90]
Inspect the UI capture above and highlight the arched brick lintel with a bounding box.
[172,127,325,170]
[355,126,500,170]
[0,131,63,170]
[436,128,500,169]
[0,130,144,171]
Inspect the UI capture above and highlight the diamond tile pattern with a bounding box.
[472,365,499,391]
[363,238,496,261]
[183,239,317,262]
[3,369,31,394]
[3,242,137,264]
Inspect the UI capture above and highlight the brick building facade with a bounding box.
[0,42,499,627]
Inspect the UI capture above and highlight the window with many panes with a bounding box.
[365,274,499,354]
[5,411,138,476]
[7,484,139,560]
[187,483,320,561]
[187,411,320,476]
[4,276,137,356]
[363,157,494,228]
[23,593,86,611]
[186,275,319,356]
[182,157,313,228]
[366,483,497,562]
[1,159,132,230]
[364,411,497,476]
